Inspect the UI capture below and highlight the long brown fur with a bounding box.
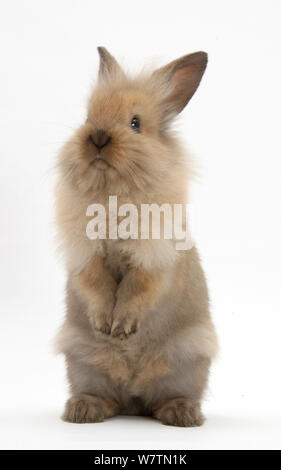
[55,47,218,427]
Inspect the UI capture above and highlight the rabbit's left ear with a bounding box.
[152,52,208,118]
[97,47,125,82]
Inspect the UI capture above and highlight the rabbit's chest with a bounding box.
[103,241,133,282]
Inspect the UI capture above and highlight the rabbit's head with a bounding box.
[59,47,207,196]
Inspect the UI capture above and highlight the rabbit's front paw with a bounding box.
[111,311,139,339]
[89,297,115,336]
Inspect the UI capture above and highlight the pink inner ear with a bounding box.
[165,64,204,113]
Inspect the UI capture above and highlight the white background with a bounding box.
[0,0,280,450]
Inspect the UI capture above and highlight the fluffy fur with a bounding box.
[55,47,218,427]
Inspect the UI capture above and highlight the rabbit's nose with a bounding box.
[90,129,111,150]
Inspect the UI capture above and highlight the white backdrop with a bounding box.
[0,0,280,449]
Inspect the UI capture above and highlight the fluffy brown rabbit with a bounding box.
[55,47,218,427]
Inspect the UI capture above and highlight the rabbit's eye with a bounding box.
[131,116,141,132]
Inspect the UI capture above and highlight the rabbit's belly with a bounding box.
[89,338,171,393]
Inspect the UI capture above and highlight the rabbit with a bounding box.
[54,47,218,427]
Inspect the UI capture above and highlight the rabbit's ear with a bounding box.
[152,52,207,119]
[97,47,125,82]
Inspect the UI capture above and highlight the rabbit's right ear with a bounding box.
[97,47,125,82]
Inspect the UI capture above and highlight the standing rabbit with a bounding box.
[55,47,218,426]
